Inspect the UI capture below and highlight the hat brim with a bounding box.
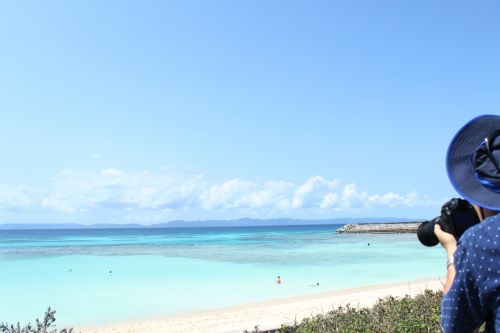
[447,115,500,211]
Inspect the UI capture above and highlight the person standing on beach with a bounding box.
[434,115,500,332]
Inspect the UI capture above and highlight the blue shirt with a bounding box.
[441,214,500,332]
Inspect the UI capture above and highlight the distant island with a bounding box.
[0,217,422,230]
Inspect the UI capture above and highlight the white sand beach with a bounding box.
[80,277,443,333]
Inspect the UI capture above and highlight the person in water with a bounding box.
[276,276,282,284]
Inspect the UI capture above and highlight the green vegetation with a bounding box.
[247,289,444,333]
[0,308,73,333]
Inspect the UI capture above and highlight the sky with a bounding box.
[0,1,499,224]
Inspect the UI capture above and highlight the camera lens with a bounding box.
[417,218,440,247]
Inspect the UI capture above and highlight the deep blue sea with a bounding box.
[0,224,444,327]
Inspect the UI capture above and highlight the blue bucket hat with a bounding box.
[447,115,500,211]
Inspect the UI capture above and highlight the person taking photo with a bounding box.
[435,115,500,332]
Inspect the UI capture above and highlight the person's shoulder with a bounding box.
[458,214,499,255]
[479,214,500,233]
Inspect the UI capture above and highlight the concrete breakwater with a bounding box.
[336,222,422,234]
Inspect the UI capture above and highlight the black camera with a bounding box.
[417,198,480,247]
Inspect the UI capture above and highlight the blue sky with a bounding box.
[0,1,499,224]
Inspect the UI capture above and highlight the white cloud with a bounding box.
[320,192,339,209]
[199,179,296,210]
[0,185,39,210]
[101,168,123,177]
[250,181,295,209]
[200,179,258,210]
[0,169,441,220]
[340,183,368,208]
[291,176,339,208]
[41,168,205,212]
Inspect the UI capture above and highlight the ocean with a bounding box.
[0,224,443,327]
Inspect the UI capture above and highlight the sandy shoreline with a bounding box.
[79,276,444,333]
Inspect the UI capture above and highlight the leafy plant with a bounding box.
[0,308,73,333]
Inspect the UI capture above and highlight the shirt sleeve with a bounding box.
[441,233,487,333]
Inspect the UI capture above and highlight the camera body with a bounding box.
[417,198,480,247]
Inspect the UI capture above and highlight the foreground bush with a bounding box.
[248,289,444,333]
[0,308,73,333]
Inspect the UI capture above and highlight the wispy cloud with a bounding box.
[0,185,39,211]
[41,168,205,213]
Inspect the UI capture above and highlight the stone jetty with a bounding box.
[336,222,422,234]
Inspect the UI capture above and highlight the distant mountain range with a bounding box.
[0,217,422,230]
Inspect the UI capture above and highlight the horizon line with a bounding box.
[0,217,425,230]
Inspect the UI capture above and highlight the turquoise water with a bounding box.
[0,225,444,327]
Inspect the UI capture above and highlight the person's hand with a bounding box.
[434,224,457,255]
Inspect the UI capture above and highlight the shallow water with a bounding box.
[0,225,444,326]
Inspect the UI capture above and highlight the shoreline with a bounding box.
[79,276,443,333]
